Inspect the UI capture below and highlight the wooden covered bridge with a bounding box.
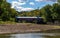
[15,17,46,24]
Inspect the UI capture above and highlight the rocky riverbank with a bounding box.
[0,23,60,34]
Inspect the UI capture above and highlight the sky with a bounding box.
[7,0,57,12]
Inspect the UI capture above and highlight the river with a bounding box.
[0,33,60,38]
[0,29,60,38]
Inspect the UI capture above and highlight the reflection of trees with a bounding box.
[45,36,60,38]
[0,34,11,38]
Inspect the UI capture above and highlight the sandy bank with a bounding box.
[0,23,60,34]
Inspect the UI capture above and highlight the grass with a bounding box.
[53,26,60,28]
[0,21,16,24]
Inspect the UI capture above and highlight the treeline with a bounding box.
[18,3,60,23]
[40,3,60,23]
[0,0,18,22]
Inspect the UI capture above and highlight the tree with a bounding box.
[0,0,18,21]
[40,5,52,22]
[51,3,60,23]
[58,0,60,3]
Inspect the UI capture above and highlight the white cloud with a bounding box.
[16,7,34,12]
[35,0,44,2]
[11,1,26,8]
[35,0,57,2]
[21,8,34,11]
[18,0,28,3]
[11,0,34,12]
[29,2,35,5]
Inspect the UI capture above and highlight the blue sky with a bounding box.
[7,0,57,12]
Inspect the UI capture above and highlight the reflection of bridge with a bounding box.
[15,17,46,24]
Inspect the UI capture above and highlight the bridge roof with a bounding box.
[16,17,43,18]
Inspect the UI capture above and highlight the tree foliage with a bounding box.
[0,0,18,21]
[58,0,60,3]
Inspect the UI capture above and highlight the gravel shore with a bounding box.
[0,23,60,34]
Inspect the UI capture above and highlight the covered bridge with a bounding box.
[15,17,46,24]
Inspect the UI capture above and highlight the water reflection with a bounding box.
[0,34,11,38]
[10,33,45,38]
[0,33,60,38]
[45,36,60,38]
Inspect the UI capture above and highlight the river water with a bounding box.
[0,33,60,38]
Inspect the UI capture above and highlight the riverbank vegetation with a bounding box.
[0,0,60,24]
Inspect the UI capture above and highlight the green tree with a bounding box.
[0,0,18,21]
[51,3,60,22]
[58,0,60,3]
[40,5,52,22]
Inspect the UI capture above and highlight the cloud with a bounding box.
[18,0,28,3]
[35,0,44,2]
[29,2,35,5]
[21,8,34,11]
[16,7,34,12]
[11,1,26,8]
[35,0,57,2]
[11,0,34,12]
